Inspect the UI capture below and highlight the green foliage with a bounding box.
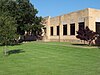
[0,14,18,45]
[0,0,44,44]
[15,0,43,36]
[0,0,43,36]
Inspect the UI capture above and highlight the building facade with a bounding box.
[43,8,100,42]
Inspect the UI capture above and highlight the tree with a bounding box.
[0,0,43,55]
[76,26,98,45]
[0,13,18,55]
[1,0,44,40]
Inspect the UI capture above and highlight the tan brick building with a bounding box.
[43,8,100,42]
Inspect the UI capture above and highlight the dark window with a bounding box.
[79,22,85,30]
[70,23,75,35]
[57,26,59,35]
[63,24,67,35]
[50,27,53,36]
[96,22,100,34]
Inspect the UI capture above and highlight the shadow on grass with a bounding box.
[7,49,25,55]
[72,44,88,46]
[72,43,100,49]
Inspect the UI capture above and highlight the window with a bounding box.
[79,22,85,30]
[96,22,100,34]
[57,26,59,35]
[50,27,53,36]
[63,24,67,35]
[70,23,75,35]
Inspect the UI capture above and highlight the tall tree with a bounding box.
[6,0,43,37]
[0,0,43,40]
[0,0,43,55]
[0,13,18,55]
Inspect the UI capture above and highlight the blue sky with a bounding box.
[30,0,100,17]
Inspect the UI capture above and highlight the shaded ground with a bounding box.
[7,49,25,55]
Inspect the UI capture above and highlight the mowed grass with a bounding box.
[0,42,100,75]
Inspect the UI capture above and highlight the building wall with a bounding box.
[43,8,100,42]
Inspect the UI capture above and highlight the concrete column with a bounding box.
[67,24,70,35]
[84,17,95,31]
[88,17,95,31]
[84,17,88,27]
[46,16,51,41]
[75,17,79,35]
[54,26,56,36]
[75,22,79,35]
[59,16,63,42]
[67,17,70,35]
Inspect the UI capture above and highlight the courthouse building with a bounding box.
[43,8,100,42]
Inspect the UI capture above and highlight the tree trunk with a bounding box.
[88,40,93,46]
[3,45,8,56]
[88,41,91,46]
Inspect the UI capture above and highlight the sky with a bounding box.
[30,0,100,17]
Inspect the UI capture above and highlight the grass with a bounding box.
[0,42,100,75]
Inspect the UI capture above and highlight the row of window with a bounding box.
[51,26,59,35]
[50,22,84,36]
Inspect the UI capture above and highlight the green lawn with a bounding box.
[0,42,100,75]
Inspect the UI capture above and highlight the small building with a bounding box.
[43,8,100,42]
